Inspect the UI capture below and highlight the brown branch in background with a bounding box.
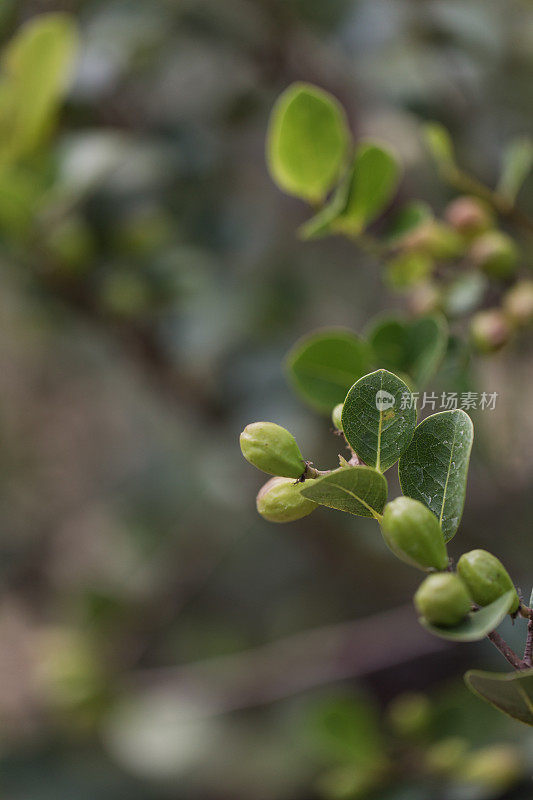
[130,603,450,714]
[524,618,533,667]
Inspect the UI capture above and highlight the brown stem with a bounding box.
[524,619,533,667]
[487,630,526,670]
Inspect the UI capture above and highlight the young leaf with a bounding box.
[266,83,349,203]
[286,329,371,414]
[300,142,400,240]
[419,590,515,642]
[367,314,448,387]
[341,370,416,472]
[399,409,474,542]
[423,122,456,175]
[497,137,533,203]
[0,13,79,165]
[465,667,533,726]
[300,465,387,520]
[335,142,400,234]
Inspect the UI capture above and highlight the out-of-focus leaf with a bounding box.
[367,314,448,387]
[0,13,79,165]
[341,370,416,472]
[384,201,433,244]
[497,137,533,203]
[266,82,349,203]
[300,142,399,239]
[423,122,456,175]
[465,667,533,725]
[300,465,387,519]
[286,329,371,414]
[399,410,473,542]
[420,591,515,642]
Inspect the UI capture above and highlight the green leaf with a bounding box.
[286,329,371,414]
[497,137,533,203]
[341,370,416,472]
[399,409,473,542]
[266,82,349,203]
[300,142,400,239]
[300,465,387,519]
[423,122,456,175]
[0,13,79,165]
[383,201,433,244]
[465,667,533,725]
[367,314,448,387]
[419,590,515,642]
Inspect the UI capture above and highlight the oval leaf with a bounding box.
[497,137,533,203]
[341,370,416,472]
[367,314,448,387]
[399,409,473,542]
[419,590,516,642]
[266,83,349,203]
[465,667,533,726]
[286,329,371,414]
[300,142,400,240]
[0,13,79,164]
[423,122,456,176]
[300,465,387,520]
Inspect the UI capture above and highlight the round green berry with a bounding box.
[240,422,305,478]
[457,549,519,613]
[380,497,448,572]
[256,477,317,523]
[414,573,471,627]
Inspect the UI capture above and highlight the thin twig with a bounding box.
[487,630,526,670]
[524,619,533,667]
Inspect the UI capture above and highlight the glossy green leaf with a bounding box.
[300,142,399,239]
[267,83,349,203]
[341,370,416,472]
[497,137,533,203]
[399,409,473,542]
[300,465,387,519]
[0,13,79,165]
[465,667,533,725]
[286,329,371,414]
[419,590,515,642]
[367,314,448,387]
[423,122,456,175]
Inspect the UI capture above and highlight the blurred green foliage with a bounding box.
[0,1,533,798]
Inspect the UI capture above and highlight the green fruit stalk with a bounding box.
[240,422,305,478]
[380,497,448,571]
[457,549,519,613]
[256,477,317,523]
[414,573,472,627]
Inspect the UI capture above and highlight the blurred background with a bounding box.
[1,0,533,797]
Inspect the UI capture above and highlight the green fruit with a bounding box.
[503,280,533,327]
[469,231,518,279]
[240,422,305,478]
[470,309,512,353]
[457,549,519,613]
[403,221,463,260]
[444,196,493,238]
[414,573,471,627]
[380,497,448,571]
[256,477,317,523]
[331,403,343,431]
